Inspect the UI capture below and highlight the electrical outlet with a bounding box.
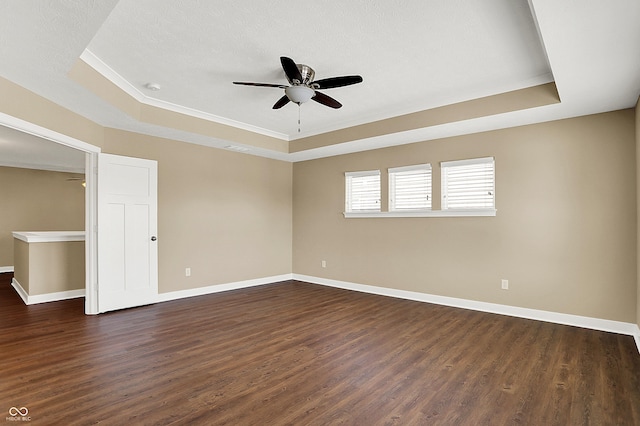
[321,260,327,268]
[185,267,191,277]
[501,279,508,290]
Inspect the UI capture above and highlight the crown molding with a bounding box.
[79,49,290,141]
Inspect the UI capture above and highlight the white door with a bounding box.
[97,153,158,313]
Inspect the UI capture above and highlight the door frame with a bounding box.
[0,113,101,314]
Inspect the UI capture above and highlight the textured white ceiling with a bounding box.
[0,124,85,173]
[0,0,639,171]
[85,0,552,137]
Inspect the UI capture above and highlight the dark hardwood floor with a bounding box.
[1,273,639,425]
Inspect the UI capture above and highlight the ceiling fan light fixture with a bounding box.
[285,86,315,104]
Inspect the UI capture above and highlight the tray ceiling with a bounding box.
[0,0,639,170]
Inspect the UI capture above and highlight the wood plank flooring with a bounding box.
[1,273,639,425]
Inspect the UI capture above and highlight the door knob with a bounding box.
[151,236,157,241]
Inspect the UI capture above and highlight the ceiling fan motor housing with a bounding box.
[285,64,316,103]
[287,64,315,85]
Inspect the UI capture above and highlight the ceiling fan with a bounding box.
[233,56,363,110]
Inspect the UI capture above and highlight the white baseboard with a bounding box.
[293,274,640,355]
[0,266,14,273]
[11,278,85,305]
[11,278,28,304]
[156,273,294,303]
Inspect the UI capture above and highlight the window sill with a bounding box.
[343,209,497,218]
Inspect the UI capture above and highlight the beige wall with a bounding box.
[1,75,638,325]
[0,77,103,147]
[0,167,85,267]
[102,128,292,294]
[293,110,637,323]
[14,240,85,295]
[0,79,292,295]
[13,239,29,293]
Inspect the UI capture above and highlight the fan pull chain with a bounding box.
[298,104,301,133]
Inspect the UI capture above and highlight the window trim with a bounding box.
[344,170,381,213]
[388,163,432,212]
[441,156,495,211]
[343,209,495,218]
[343,158,497,218]
[440,156,494,168]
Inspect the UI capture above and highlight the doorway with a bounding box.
[0,112,100,314]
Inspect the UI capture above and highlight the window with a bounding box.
[389,164,432,211]
[345,170,380,212]
[441,157,495,210]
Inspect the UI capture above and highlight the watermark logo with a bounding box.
[6,407,30,422]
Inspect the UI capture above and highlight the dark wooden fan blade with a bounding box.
[312,75,363,90]
[233,81,287,88]
[272,95,290,109]
[312,91,342,109]
[280,56,303,84]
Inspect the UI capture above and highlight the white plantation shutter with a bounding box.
[389,164,432,211]
[345,170,381,212]
[441,157,495,210]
